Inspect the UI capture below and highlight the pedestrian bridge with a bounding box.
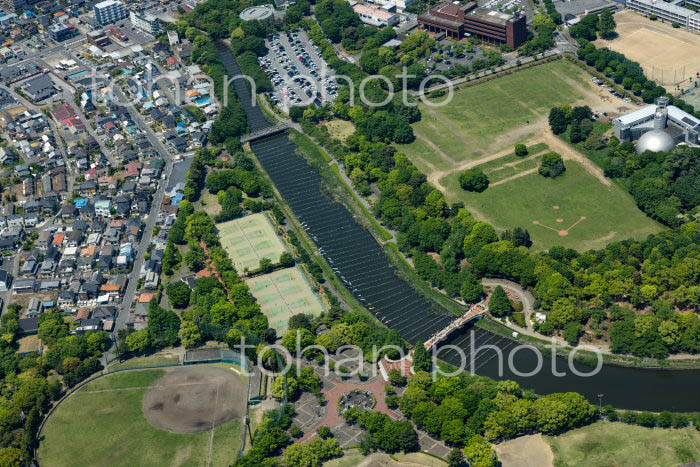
[240,124,289,144]
[424,301,488,351]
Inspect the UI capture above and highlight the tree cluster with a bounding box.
[0,305,108,464]
[570,9,616,41]
[399,372,596,448]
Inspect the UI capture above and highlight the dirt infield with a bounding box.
[596,10,700,89]
[142,366,247,433]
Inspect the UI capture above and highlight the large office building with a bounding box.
[418,1,527,48]
[614,97,700,154]
[94,0,127,26]
[626,0,700,32]
[129,9,161,34]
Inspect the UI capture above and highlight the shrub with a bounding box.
[515,143,528,157]
[538,152,566,178]
[459,168,489,192]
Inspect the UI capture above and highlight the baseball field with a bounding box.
[39,366,248,467]
[396,58,661,250]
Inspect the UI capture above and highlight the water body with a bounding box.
[218,45,700,411]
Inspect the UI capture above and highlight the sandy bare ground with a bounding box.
[142,366,246,433]
[494,434,554,467]
[595,10,700,90]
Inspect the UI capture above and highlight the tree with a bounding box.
[564,322,583,345]
[317,425,332,439]
[126,329,150,353]
[461,274,485,303]
[515,144,528,157]
[459,169,489,192]
[538,152,566,178]
[464,435,498,467]
[413,342,432,372]
[288,313,314,332]
[179,320,202,348]
[148,303,181,348]
[282,328,315,355]
[598,8,616,39]
[184,245,205,272]
[279,251,295,267]
[388,368,406,386]
[0,447,23,467]
[489,286,513,317]
[289,105,307,122]
[549,107,569,134]
[167,281,191,309]
[259,257,273,273]
[448,448,466,467]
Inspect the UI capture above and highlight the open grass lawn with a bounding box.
[200,189,221,217]
[40,370,243,467]
[324,119,356,142]
[547,421,700,467]
[440,161,662,251]
[398,60,591,172]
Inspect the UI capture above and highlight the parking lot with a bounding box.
[260,29,337,112]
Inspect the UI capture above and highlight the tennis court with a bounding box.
[218,213,287,272]
[247,267,326,335]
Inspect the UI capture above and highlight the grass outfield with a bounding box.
[440,161,662,251]
[547,421,700,467]
[398,60,590,172]
[40,370,243,467]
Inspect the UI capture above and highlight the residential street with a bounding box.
[108,86,180,356]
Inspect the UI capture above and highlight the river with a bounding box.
[217,44,700,411]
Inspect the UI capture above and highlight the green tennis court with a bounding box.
[246,267,326,336]
[218,213,287,272]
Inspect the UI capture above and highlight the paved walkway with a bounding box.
[297,375,396,443]
[481,278,536,331]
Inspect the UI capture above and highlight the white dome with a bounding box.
[636,129,676,154]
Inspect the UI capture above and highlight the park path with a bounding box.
[490,168,539,187]
[297,376,397,443]
[538,131,611,187]
[481,278,536,331]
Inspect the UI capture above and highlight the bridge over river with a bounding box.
[217,43,700,412]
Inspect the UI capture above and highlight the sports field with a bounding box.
[39,366,247,467]
[440,161,662,251]
[398,60,601,173]
[595,10,700,90]
[218,213,287,272]
[247,266,326,335]
[547,421,700,467]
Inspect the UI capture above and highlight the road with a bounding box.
[11,37,87,68]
